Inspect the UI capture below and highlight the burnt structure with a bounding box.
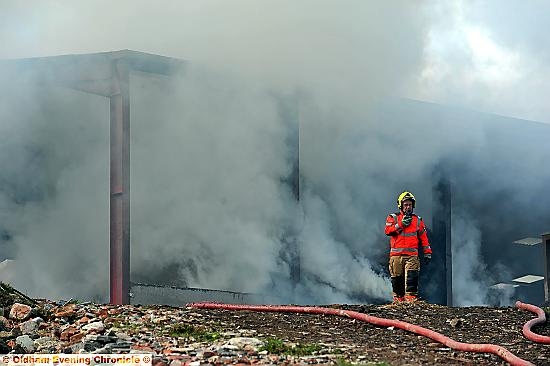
[3,51,183,304]
[3,51,549,306]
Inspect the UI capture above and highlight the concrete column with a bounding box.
[543,232,550,303]
[432,176,452,306]
[109,61,130,305]
[445,186,452,307]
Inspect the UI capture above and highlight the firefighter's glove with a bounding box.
[401,215,413,227]
[423,254,431,265]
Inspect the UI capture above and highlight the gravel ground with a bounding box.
[0,295,549,366]
[0,284,550,366]
[182,301,550,365]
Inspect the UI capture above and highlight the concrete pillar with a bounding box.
[543,232,550,303]
[109,61,130,305]
[445,186,452,307]
[432,176,452,306]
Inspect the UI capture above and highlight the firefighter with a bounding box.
[385,191,432,303]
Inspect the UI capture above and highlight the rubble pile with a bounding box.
[0,297,353,365]
[0,283,549,365]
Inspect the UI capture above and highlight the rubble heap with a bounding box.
[0,285,344,365]
[0,283,549,365]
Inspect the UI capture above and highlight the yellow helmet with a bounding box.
[397,191,416,210]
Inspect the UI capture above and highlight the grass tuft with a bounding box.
[260,337,322,356]
[169,323,220,341]
[336,360,390,366]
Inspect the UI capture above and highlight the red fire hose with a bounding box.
[187,302,534,366]
[516,301,550,344]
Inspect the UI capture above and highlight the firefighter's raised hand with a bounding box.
[401,215,412,227]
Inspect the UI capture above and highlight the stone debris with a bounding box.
[9,303,32,321]
[15,334,34,352]
[1,299,359,365]
[19,317,43,334]
[0,293,547,365]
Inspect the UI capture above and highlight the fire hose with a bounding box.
[516,301,550,344]
[187,302,535,366]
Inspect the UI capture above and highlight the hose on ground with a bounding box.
[187,302,534,366]
[516,301,550,344]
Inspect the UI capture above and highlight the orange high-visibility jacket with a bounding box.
[385,212,432,257]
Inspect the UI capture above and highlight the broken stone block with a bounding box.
[77,316,91,324]
[96,334,118,343]
[9,303,32,321]
[0,315,10,328]
[91,344,112,354]
[84,341,103,352]
[60,326,78,341]
[69,341,85,353]
[54,304,76,318]
[33,337,58,352]
[19,317,43,334]
[69,332,85,343]
[15,335,34,352]
[82,321,105,333]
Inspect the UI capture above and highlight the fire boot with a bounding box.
[393,295,405,303]
[404,294,418,303]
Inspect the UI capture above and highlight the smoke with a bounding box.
[1,1,549,305]
[418,0,550,123]
[0,77,110,301]
[415,0,550,305]
[129,68,295,294]
[450,211,488,306]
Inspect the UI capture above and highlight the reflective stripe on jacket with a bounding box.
[385,212,432,256]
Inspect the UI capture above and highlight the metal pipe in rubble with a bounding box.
[516,301,550,344]
[187,302,534,366]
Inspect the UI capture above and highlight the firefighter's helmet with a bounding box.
[397,191,416,210]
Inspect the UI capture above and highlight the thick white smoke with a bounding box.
[0,78,110,301]
[129,68,295,294]
[1,1,549,305]
[451,211,488,306]
[0,1,429,304]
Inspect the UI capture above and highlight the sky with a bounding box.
[0,0,549,305]
[2,1,550,123]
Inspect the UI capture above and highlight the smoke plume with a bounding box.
[1,1,549,305]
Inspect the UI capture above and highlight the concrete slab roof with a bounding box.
[1,50,184,96]
[512,275,544,284]
[513,237,543,246]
